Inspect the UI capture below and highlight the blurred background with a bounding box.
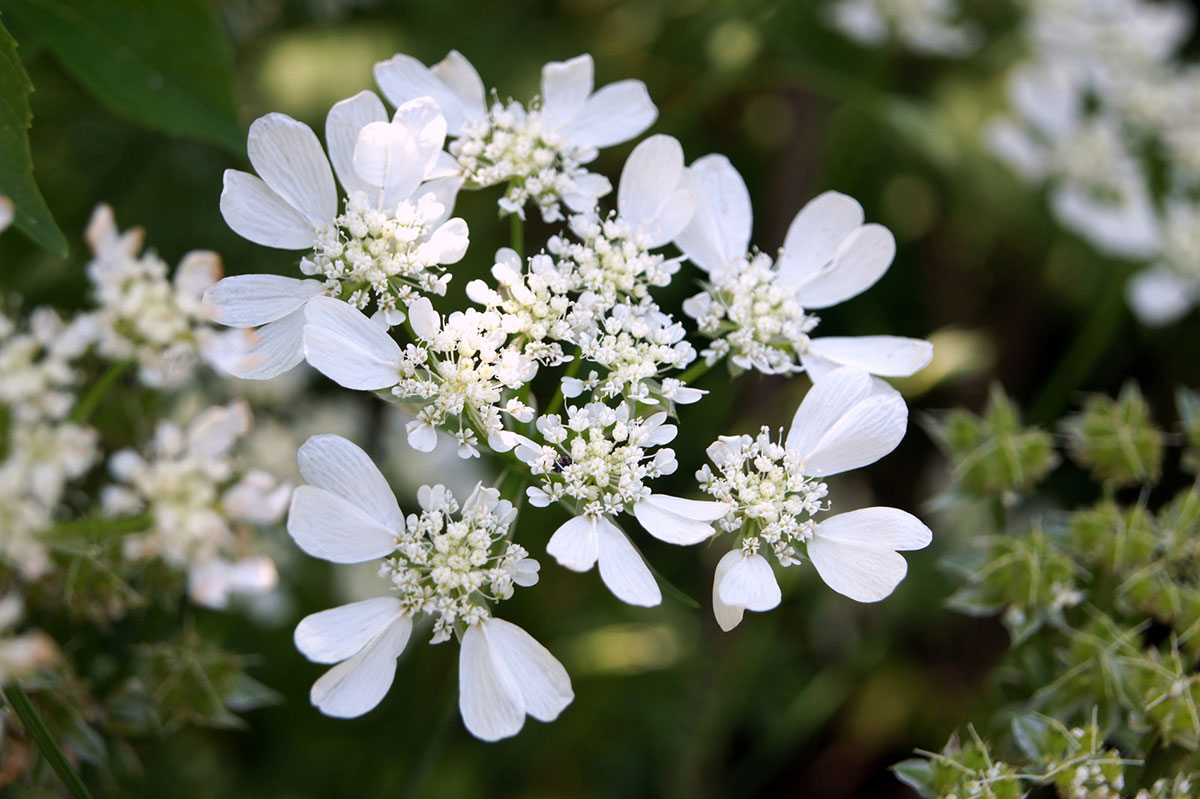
[2,0,1199,796]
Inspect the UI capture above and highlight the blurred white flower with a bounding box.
[826,0,981,57]
[0,195,12,234]
[85,205,222,387]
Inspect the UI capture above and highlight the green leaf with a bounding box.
[4,0,241,153]
[0,13,67,254]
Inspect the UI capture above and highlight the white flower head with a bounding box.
[288,435,568,737]
[375,51,656,221]
[207,96,466,380]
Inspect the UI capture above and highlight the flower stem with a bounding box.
[3,683,93,799]
[1029,273,1126,424]
[509,213,524,259]
[677,358,715,386]
[48,513,153,540]
[68,361,130,425]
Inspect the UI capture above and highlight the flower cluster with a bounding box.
[0,308,97,578]
[375,52,655,222]
[84,205,222,387]
[212,49,933,742]
[826,0,981,57]
[103,400,289,608]
[288,435,565,740]
[981,0,1200,325]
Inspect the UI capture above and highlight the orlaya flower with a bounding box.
[614,134,697,248]
[712,367,917,629]
[204,96,463,380]
[675,155,931,381]
[374,50,656,159]
[287,434,572,738]
[806,507,932,603]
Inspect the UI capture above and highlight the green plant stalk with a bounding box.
[48,513,153,540]
[68,360,129,425]
[509,213,524,259]
[1029,275,1125,424]
[3,683,93,799]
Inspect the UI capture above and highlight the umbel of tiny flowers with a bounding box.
[287,434,571,740]
[203,95,466,379]
[699,367,931,630]
[675,154,932,380]
[374,51,657,221]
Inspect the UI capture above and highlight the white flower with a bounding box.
[0,196,12,234]
[677,156,930,379]
[807,507,932,602]
[458,617,573,741]
[615,134,697,248]
[632,494,729,545]
[84,205,222,387]
[375,51,656,221]
[188,556,279,609]
[207,97,465,379]
[1127,265,1197,326]
[289,435,566,735]
[826,0,981,57]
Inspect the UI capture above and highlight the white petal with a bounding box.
[405,421,438,452]
[310,616,412,718]
[206,309,307,380]
[794,223,895,309]
[564,80,657,150]
[711,550,746,632]
[617,134,695,247]
[287,486,399,563]
[416,176,463,226]
[407,296,440,340]
[296,434,404,530]
[295,597,406,664]
[801,393,908,477]
[595,517,661,607]
[186,401,250,460]
[391,97,448,179]
[808,508,929,603]
[673,155,751,273]
[303,297,404,389]
[805,336,933,378]
[174,251,222,299]
[482,618,573,723]
[421,217,469,265]
[1009,63,1080,140]
[1051,184,1161,259]
[458,622,526,741]
[247,113,337,228]
[326,90,388,197]
[219,170,316,249]
[716,552,781,612]
[546,516,600,572]
[430,50,488,131]
[776,191,864,287]
[541,54,593,129]
[374,51,485,136]
[203,274,324,327]
[786,367,875,455]
[0,195,12,234]
[983,118,1047,181]
[814,507,932,550]
[353,120,423,204]
[1126,266,1197,326]
[633,494,725,545]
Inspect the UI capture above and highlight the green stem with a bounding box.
[48,513,153,541]
[3,683,93,799]
[677,358,715,386]
[1029,275,1126,424]
[68,361,130,425]
[509,213,524,259]
[543,350,584,418]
